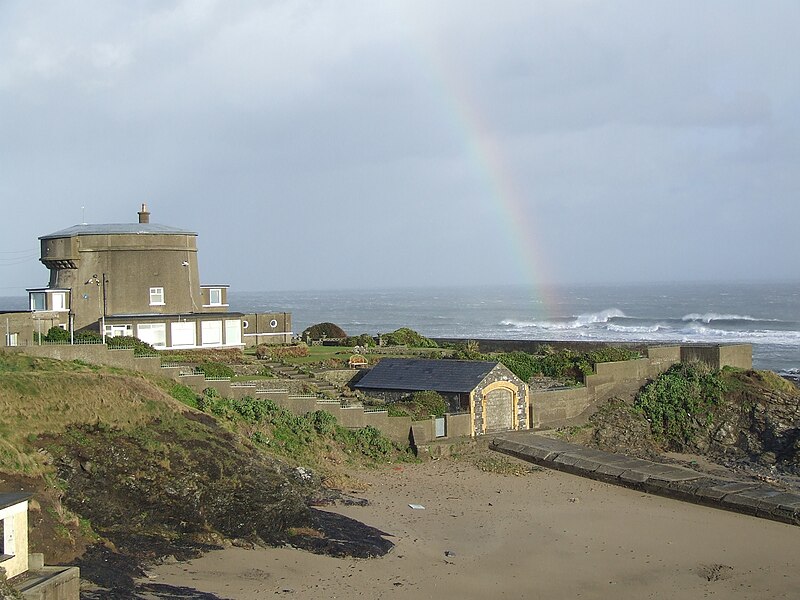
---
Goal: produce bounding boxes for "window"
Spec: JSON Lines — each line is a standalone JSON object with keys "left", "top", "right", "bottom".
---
{"left": 30, "top": 293, "right": 45, "bottom": 311}
{"left": 105, "top": 324, "right": 132, "bottom": 338}
{"left": 209, "top": 288, "right": 222, "bottom": 306}
{"left": 50, "top": 292, "right": 66, "bottom": 311}
{"left": 149, "top": 287, "right": 165, "bottom": 306}
{"left": 137, "top": 323, "right": 167, "bottom": 348}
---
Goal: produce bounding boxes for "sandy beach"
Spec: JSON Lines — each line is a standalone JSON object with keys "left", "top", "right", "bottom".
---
{"left": 146, "top": 458, "right": 800, "bottom": 599}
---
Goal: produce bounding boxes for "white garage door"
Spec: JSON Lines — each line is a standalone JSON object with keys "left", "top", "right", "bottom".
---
{"left": 201, "top": 320, "right": 223, "bottom": 346}
{"left": 137, "top": 323, "right": 166, "bottom": 348}
{"left": 225, "top": 319, "right": 242, "bottom": 346}
{"left": 171, "top": 321, "right": 196, "bottom": 347}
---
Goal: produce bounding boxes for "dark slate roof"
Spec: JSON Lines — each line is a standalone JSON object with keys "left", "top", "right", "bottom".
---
{"left": 354, "top": 358, "right": 498, "bottom": 393}
{"left": 40, "top": 223, "right": 196, "bottom": 240}
{"left": 0, "top": 492, "right": 32, "bottom": 510}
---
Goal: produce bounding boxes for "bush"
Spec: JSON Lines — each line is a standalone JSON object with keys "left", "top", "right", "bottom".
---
{"left": 343, "top": 333, "right": 376, "bottom": 348}
{"left": 106, "top": 336, "right": 158, "bottom": 356}
{"left": 301, "top": 322, "right": 347, "bottom": 340}
{"left": 495, "top": 347, "right": 642, "bottom": 383}
{"left": 74, "top": 330, "right": 102, "bottom": 343}
{"left": 410, "top": 390, "right": 447, "bottom": 417}
{"left": 43, "top": 326, "right": 70, "bottom": 343}
{"left": 256, "top": 344, "right": 309, "bottom": 360}
{"left": 634, "top": 362, "right": 725, "bottom": 449}
{"left": 381, "top": 328, "right": 437, "bottom": 348}
{"left": 197, "top": 362, "right": 235, "bottom": 378}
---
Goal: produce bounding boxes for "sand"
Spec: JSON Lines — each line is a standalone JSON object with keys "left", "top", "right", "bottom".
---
{"left": 145, "top": 459, "right": 800, "bottom": 599}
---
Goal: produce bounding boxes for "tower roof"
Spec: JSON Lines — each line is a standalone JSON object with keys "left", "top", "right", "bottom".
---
{"left": 40, "top": 222, "right": 196, "bottom": 240}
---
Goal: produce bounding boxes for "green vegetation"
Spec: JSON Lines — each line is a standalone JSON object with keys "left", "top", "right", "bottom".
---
{"left": 196, "top": 361, "right": 235, "bottom": 379}
{"left": 633, "top": 362, "right": 726, "bottom": 449}
{"left": 105, "top": 335, "right": 158, "bottom": 356}
{"left": 451, "top": 345, "right": 642, "bottom": 384}
{"left": 381, "top": 328, "right": 437, "bottom": 348}
{"left": 301, "top": 322, "right": 347, "bottom": 340}
{"left": 194, "top": 388, "right": 409, "bottom": 464}
{"left": 380, "top": 390, "right": 448, "bottom": 421}
{"left": 342, "top": 333, "right": 376, "bottom": 347}
{"left": 256, "top": 343, "right": 310, "bottom": 360}
{"left": 36, "top": 326, "right": 70, "bottom": 343}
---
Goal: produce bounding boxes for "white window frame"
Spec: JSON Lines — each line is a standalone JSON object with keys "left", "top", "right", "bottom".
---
{"left": 105, "top": 324, "right": 133, "bottom": 338}
{"left": 149, "top": 287, "right": 165, "bottom": 306}
{"left": 30, "top": 293, "right": 46, "bottom": 311}
{"left": 50, "top": 292, "right": 67, "bottom": 311}
{"left": 209, "top": 288, "right": 222, "bottom": 306}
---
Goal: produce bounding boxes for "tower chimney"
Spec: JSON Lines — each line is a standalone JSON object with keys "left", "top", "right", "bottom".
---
{"left": 138, "top": 203, "right": 150, "bottom": 224}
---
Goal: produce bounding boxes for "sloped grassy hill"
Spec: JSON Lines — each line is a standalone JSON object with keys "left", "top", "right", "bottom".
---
{"left": 0, "top": 352, "right": 404, "bottom": 596}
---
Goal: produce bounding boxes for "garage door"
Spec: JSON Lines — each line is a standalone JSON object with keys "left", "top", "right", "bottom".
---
{"left": 171, "top": 321, "right": 196, "bottom": 347}
{"left": 484, "top": 388, "right": 514, "bottom": 432}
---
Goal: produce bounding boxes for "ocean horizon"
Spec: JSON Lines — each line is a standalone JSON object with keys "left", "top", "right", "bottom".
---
{"left": 3, "top": 281, "right": 798, "bottom": 375}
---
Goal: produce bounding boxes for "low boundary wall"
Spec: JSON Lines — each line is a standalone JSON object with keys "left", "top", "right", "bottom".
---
{"left": 532, "top": 345, "right": 751, "bottom": 429}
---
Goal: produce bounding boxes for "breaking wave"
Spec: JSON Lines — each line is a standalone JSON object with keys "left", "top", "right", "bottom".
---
{"left": 498, "top": 307, "right": 800, "bottom": 348}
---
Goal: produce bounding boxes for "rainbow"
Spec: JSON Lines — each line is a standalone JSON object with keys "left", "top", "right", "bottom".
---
{"left": 412, "top": 38, "right": 558, "bottom": 315}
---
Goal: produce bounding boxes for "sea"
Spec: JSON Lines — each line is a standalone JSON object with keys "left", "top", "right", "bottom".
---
{"left": 229, "top": 281, "right": 799, "bottom": 377}
{"left": 2, "top": 281, "right": 798, "bottom": 376}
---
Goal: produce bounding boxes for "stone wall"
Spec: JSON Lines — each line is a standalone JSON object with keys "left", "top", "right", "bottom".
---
{"left": 471, "top": 364, "right": 529, "bottom": 435}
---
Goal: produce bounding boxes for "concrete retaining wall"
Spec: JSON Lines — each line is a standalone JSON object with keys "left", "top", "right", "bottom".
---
{"left": 533, "top": 345, "right": 681, "bottom": 429}
{"left": 16, "top": 345, "right": 162, "bottom": 374}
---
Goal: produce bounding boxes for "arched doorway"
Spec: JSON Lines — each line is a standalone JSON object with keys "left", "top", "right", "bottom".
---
{"left": 482, "top": 385, "right": 516, "bottom": 433}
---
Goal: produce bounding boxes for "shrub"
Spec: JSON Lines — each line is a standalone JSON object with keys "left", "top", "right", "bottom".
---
{"left": 634, "top": 362, "right": 725, "bottom": 449}
{"left": 381, "top": 328, "right": 437, "bottom": 348}
{"left": 256, "top": 344, "right": 309, "bottom": 360}
{"left": 74, "top": 330, "right": 102, "bottom": 343}
{"left": 197, "top": 362, "right": 234, "bottom": 379}
{"left": 343, "top": 333, "right": 376, "bottom": 347}
{"left": 106, "top": 336, "right": 158, "bottom": 356}
{"left": 301, "top": 322, "right": 347, "bottom": 340}
{"left": 44, "top": 326, "right": 70, "bottom": 343}
{"left": 410, "top": 390, "right": 447, "bottom": 417}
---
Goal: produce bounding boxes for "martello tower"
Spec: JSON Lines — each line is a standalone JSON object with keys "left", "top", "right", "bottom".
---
{"left": 37, "top": 204, "right": 203, "bottom": 331}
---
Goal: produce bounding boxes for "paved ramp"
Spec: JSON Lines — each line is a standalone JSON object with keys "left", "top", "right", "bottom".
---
{"left": 492, "top": 431, "right": 800, "bottom": 527}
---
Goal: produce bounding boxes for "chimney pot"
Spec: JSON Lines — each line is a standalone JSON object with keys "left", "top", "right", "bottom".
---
{"left": 138, "top": 203, "right": 150, "bottom": 224}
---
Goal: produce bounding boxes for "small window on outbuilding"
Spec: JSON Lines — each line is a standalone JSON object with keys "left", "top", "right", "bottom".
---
{"left": 209, "top": 288, "right": 222, "bottom": 306}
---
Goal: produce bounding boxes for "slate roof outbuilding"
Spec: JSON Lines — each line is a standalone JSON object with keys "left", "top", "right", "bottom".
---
{"left": 353, "top": 358, "right": 498, "bottom": 393}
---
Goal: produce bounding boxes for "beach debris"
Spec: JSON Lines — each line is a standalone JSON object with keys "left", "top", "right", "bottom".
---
{"left": 698, "top": 564, "right": 733, "bottom": 582}
{"left": 408, "top": 503, "right": 425, "bottom": 510}
{"left": 568, "top": 497, "right": 579, "bottom": 503}
{"left": 444, "top": 550, "right": 456, "bottom": 557}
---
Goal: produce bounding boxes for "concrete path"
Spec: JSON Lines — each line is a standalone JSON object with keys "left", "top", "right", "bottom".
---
{"left": 491, "top": 431, "right": 800, "bottom": 527}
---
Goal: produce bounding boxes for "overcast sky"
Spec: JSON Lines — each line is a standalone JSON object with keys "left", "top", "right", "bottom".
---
{"left": 1, "top": 1, "right": 798, "bottom": 294}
